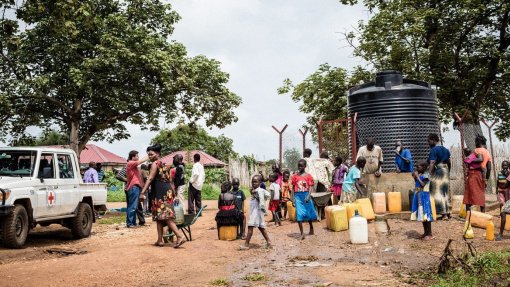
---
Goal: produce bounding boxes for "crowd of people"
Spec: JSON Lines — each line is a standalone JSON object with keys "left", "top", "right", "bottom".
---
{"left": 86, "top": 131, "right": 510, "bottom": 249}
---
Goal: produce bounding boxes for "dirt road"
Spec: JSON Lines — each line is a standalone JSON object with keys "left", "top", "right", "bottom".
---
{"left": 0, "top": 201, "right": 508, "bottom": 287}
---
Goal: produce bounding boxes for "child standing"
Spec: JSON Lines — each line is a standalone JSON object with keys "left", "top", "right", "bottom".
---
{"left": 240, "top": 175, "right": 271, "bottom": 250}
{"left": 340, "top": 157, "right": 366, "bottom": 203}
{"left": 280, "top": 170, "right": 291, "bottom": 220}
{"left": 232, "top": 177, "right": 247, "bottom": 239}
{"left": 410, "top": 160, "right": 434, "bottom": 240}
{"left": 331, "top": 156, "right": 348, "bottom": 202}
{"left": 291, "top": 159, "right": 317, "bottom": 240}
{"left": 496, "top": 161, "right": 510, "bottom": 241}
{"left": 268, "top": 173, "right": 282, "bottom": 226}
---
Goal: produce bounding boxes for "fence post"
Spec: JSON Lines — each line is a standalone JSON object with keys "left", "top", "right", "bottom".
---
{"left": 298, "top": 127, "right": 308, "bottom": 153}
{"left": 272, "top": 124, "right": 288, "bottom": 167}
{"left": 350, "top": 113, "right": 358, "bottom": 164}
{"left": 316, "top": 118, "right": 323, "bottom": 155}
{"left": 481, "top": 119, "right": 498, "bottom": 194}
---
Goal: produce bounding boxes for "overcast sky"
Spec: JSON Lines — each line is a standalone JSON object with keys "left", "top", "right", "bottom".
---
{"left": 91, "top": 0, "right": 370, "bottom": 160}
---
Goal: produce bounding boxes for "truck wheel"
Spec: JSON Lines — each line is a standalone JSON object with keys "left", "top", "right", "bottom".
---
{"left": 2, "top": 204, "right": 29, "bottom": 249}
{"left": 71, "top": 203, "right": 93, "bottom": 239}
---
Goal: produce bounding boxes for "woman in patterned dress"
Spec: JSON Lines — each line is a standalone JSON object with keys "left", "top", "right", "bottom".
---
{"left": 427, "top": 133, "right": 452, "bottom": 220}
{"left": 140, "top": 144, "right": 186, "bottom": 248}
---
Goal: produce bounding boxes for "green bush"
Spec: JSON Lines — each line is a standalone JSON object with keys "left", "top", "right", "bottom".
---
{"left": 431, "top": 250, "right": 510, "bottom": 287}
{"left": 107, "top": 190, "right": 126, "bottom": 202}
{"left": 103, "top": 170, "right": 124, "bottom": 192}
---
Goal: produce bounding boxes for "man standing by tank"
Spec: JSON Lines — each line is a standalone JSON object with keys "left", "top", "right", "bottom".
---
{"left": 394, "top": 140, "right": 413, "bottom": 173}
{"left": 188, "top": 153, "right": 205, "bottom": 215}
{"left": 357, "top": 138, "right": 383, "bottom": 177}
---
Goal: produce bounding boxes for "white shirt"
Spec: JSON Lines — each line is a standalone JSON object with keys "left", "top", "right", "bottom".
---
{"left": 270, "top": 182, "right": 280, "bottom": 200}
{"left": 190, "top": 162, "right": 205, "bottom": 190}
{"left": 357, "top": 145, "right": 384, "bottom": 174}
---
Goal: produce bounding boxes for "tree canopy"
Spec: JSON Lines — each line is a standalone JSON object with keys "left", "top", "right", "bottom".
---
{"left": 277, "top": 64, "right": 371, "bottom": 139}
{"left": 0, "top": 0, "right": 241, "bottom": 156}
{"left": 283, "top": 147, "right": 300, "bottom": 170}
{"left": 342, "top": 0, "right": 510, "bottom": 139}
{"left": 151, "top": 124, "right": 238, "bottom": 162}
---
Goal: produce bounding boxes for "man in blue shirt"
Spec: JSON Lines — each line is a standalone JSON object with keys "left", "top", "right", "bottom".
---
{"left": 394, "top": 141, "right": 413, "bottom": 173}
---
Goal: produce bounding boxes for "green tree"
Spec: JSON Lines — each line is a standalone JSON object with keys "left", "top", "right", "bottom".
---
{"left": 151, "top": 124, "right": 238, "bottom": 162}
{"left": 278, "top": 65, "right": 371, "bottom": 134}
{"left": 283, "top": 147, "right": 301, "bottom": 170}
{"left": 13, "top": 129, "right": 69, "bottom": 146}
{"left": 0, "top": 0, "right": 241, "bottom": 158}
{"left": 341, "top": 0, "right": 510, "bottom": 142}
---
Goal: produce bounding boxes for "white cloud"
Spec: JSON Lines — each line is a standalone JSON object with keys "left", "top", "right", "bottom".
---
{"left": 95, "top": 0, "right": 369, "bottom": 160}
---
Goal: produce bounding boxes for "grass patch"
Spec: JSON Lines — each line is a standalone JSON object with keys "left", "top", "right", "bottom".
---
{"left": 108, "top": 184, "right": 249, "bottom": 202}
{"left": 98, "top": 213, "right": 126, "bottom": 225}
{"left": 107, "top": 190, "right": 126, "bottom": 202}
{"left": 429, "top": 250, "right": 510, "bottom": 287}
{"left": 243, "top": 273, "right": 266, "bottom": 282}
{"left": 209, "top": 278, "right": 230, "bottom": 286}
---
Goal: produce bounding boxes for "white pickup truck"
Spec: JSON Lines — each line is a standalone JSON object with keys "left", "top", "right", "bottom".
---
{"left": 0, "top": 147, "right": 107, "bottom": 248}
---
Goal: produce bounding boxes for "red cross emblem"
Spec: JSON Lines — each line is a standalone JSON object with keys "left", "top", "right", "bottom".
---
{"left": 47, "top": 191, "right": 55, "bottom": 207}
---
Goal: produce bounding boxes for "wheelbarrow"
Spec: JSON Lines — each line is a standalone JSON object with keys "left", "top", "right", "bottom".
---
{"left": 164, "top": 205, "right": 207, "bottom": 242}
{"left": 311, "top": 192, "right": 332, "bottom": 222}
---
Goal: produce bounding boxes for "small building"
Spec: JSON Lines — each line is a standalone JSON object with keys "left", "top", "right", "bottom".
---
{"left": 49, "top": 144, "right": 126, "bottom": 172}
{"left": 160, "top": 150, "right": 226, "bottom": 168}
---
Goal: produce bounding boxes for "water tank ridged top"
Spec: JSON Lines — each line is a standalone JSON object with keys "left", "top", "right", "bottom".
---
{"left": 348, "top": 70, "right": 439, "bottom": 172}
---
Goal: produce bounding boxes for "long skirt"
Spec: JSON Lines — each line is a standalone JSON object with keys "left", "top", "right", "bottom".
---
{"left": 463, "top": 170, "right": 485, "bottom": 207}
{"left": 430, "top": 163, "right": 450, "bottom": 215}
{"left": 151, "top": 180, "right": 175, "bottom": 221}
{"left": 294, "top": 192, "right": 317, "bottom": 222}
{"left": 411, "top": 189, "right": 434, "bottom": 222}
{"left": 215, "top": 206, "right": 244, "bottom": 226}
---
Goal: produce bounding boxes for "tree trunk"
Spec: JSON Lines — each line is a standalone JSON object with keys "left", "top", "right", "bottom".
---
{"left": 69, "top": 121, "right": 80, "bottom": 161}
{"left": 463, "top": 123, "right": 483, "bottom": 150}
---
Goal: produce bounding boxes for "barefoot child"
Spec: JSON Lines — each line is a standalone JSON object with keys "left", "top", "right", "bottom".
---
{"left": 240, "top": 175, "right": 271, "bottom": 250}
{"left": 291, "top": 159, "right": 317, "bottom": 240}
{"left": 410, "top": 160, "right": 434, "bottom": 240}
{"left": 232, "top": 178, "right": 247, "bottom": 239}
{"left": 268, "top": 173, "right": 282, "bottom": 226}
{"left": 280, "top": 170, "right": 291, "bottom": 220}
{"left": 340, "top": 157, "right": 366, "bottom": 203}
{"left": 496, "top": 161, "right": 510, "bottom": 241}
{"left": 331, "top": 156, "right": 348, "bottom": 202}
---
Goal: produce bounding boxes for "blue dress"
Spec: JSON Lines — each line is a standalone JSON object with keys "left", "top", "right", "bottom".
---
{"left": 411, "top": 173, "right": 434, "bottom": 222}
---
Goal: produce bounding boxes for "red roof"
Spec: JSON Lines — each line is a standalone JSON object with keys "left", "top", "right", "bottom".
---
{"left": 49, "top": 144, "right": 126, "bottom": 165}
{"left": 160, "top": 150, "right": 226, "bottom": 167}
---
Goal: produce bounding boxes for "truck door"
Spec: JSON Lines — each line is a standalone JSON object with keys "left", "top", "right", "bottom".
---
{"left": 34, "top": 153, "right": 60, "bottom": 218}
{"left": 56, "top": 153, "right": 79, "bottom": 214}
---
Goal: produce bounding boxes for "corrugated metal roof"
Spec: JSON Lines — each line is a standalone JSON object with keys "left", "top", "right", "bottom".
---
{"left": 48, "top": 144, "right": 126, "bottom": 165}
{"left": 160, "top": 150, "right": 226, "bottom": 167}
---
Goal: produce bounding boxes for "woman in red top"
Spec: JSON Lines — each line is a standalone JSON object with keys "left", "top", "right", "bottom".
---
{"left": 291, "top": 159, "right": 318, "bottom": 240}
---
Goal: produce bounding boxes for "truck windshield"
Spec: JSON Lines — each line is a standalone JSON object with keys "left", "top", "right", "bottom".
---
{"left": 0, "top": 150, "right": 37, "bottom": 177}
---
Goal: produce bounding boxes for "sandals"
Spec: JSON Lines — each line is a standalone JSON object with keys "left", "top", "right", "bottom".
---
{"left": 174, "top": 238, "right": 186, "bottom": 248}
{"left": 154, "top": 241, "right": 165, "bottom": 247}
{"left": 239, "top": 245, "right": 250, "bottom": 250}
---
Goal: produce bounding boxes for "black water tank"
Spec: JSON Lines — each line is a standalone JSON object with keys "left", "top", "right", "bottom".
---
{"left": 348, "top": 70, "right": 439, "bottom": 172}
